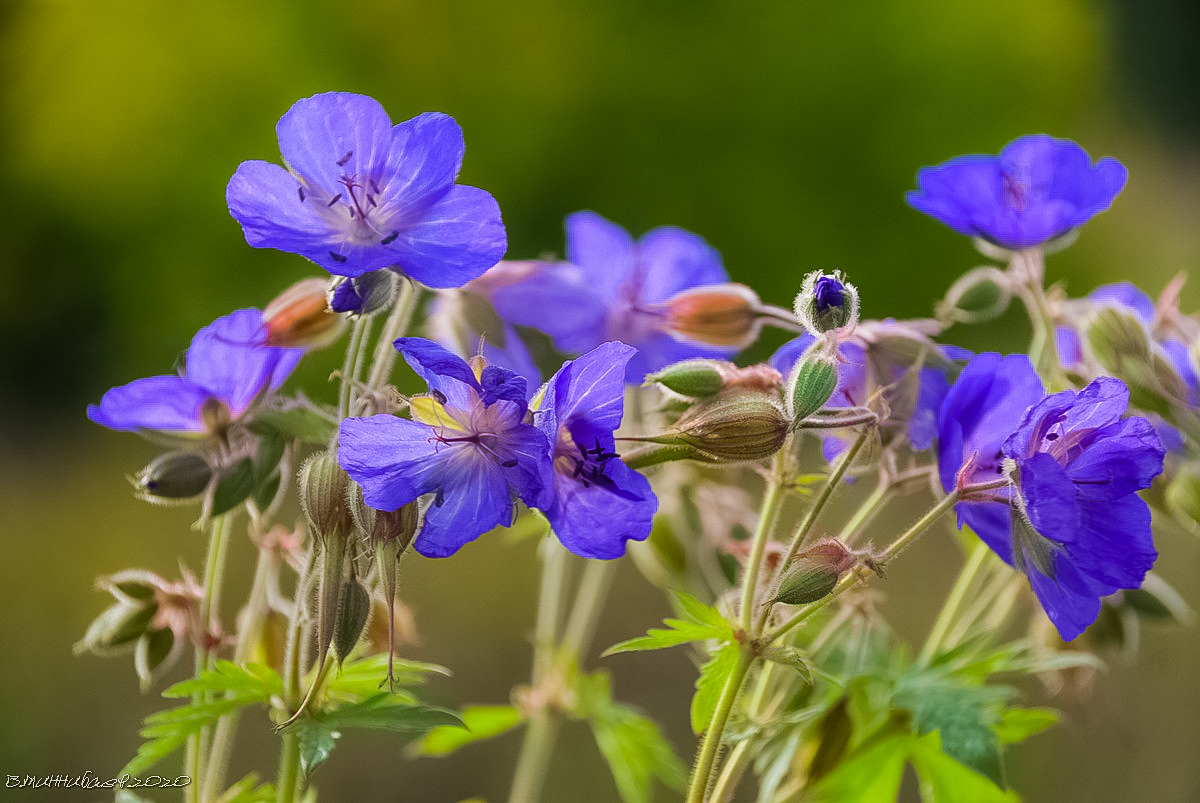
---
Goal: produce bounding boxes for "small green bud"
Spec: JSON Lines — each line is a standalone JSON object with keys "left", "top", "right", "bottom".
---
{"left": 135, "top": 451, "right": 212, "bottom": 500}
{"left": 769, "top": 539, "right": 856, "bottom": 606}
{"left": 349, "top": 485, "right": 421, "bottom": 551}
{"left": 299, "top": 451, "right": 353, "bottom": 540}
{"left": 333, "top": 575, "right": 372, "bottom": 664}
{"left": 937, "top": 266, "right": 1013, "bottom": 324}
{"left": 787, "top": 351, "right": 839, "bottom": 426}
{"left": 670, "top": 391, "right": 789, "bottom": 462}
{"left": 1087, "top": 308, "right": 1188, "bottom": 415}
{"left": 794, "top": 270, "right": 859, "bottom": 335}
{"left": 645, "top": 359, "right": 728, "bottom": 398}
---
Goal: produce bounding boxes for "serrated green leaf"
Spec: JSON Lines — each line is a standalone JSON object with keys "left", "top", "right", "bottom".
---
{"left": 810, "top": 731, "right": 911, "bottom": 803}
{"left": 409, "top": 705, "right": 524, "bottom": 757}
{"left": 893, "top": 674, "right": 1008, "bottom": 789}
{"left": 296, "top": 721, "right": 339, "bottom": 777}
{"left": 324, "top": 652, "right": 450, "bottom": 705}
{"left": 316, "top": 693, "right": 462, "bottom": 734}
{"left": 603, "top": 591, "right": 732, "bottom": 656}
{"left": 691, "top": 641, "right": 740, "bottom": 735}
{"left": 123, "top": 662, "right": 282, "bottom": 777}
{"left": 591, "top": 704, "right": 687, "bottom": 803}
{"left": 910, "top": 731, "right": 1020, "bottom": 802}
{"left": 994, "top": 707, "right": 1059, "bottom": 744}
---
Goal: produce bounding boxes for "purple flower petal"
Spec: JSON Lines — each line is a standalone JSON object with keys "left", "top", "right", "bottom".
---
{"left": 565, "top": 211, "right": 635, "bottom": 300}
{"left": 276, "top": 92, "right": 395, "bottom": 193}
{"left": 384, "top": 184, "right": 506, "bottom": 288}
{"left": 186, "top": 309, "right": 301, "bottom": 416}
{"left": 87, "top": 376, "right": 211, "bottom": 433}
{"left": 635, "top": 226, "right": 728, "bottom": 303}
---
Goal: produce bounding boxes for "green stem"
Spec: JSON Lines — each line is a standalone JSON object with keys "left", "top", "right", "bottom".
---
{"left": 740, "top": 453, "right": 788, "bottom": 635}
{"left": 507, "top": 540, "right": 570, "bottom": 803}
{"left": 918, "top": 539, "right": 990, "bottom": 665}
{"left": 336, "top": 315, "right": 368, "bottom": 425}
{"left": 275, "top": 731, "right": 300, "bottom": 803}
{"left": 684, "top": 648, "right": 755, "bottom": 803}
{"left": 835, "top": 477, "right": 890, "bottom": 547}
{"left": 765, "top": 489, "right": 962, "bottom": 646}
{"left": 562, "top": 559, "right": 618, "bottom": 656}
{"left": 781, "top": 428, "right": 869, "bottom": 566}
{"left": 707, "top": 659, "right": 782, "bottom": 803}
{"left": 365, "top": 279, "right": 419, "bottom": 393}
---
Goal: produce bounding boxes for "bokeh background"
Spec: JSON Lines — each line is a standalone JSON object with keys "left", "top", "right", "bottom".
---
{"left": 2, "top": 0, "right": 1200, "bottom": 800}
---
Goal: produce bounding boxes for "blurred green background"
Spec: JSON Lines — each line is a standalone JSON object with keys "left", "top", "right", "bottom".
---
{"left": 3, "top": 0, "right": 1200, "bottom": 800}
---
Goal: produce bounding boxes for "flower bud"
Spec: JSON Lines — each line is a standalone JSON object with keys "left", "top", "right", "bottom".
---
{"left": 768, "top": 539, "right": 856, "bottom": 606}
{"left": 1087, "top": 308, "right": 1187, "bottom": 415}
{"left": 350, "top": 485, "right": 421, "bottom": 551}
{"left": 660, "top": 283, "right": 764, "bottom": 348}
{"left": 787, "top": 350, "right": 839, "bottom": 426}
{"left": 645, "top": 359, "right": 727, "bottom": 398}
{"left": 795, "top": 270, "right": 859, "bottom": 335}
{"left": 299, "top": 451, "right": 353, "bottom": 540}
{"left": 329, "top": 270, "right": 399, "bottom": 316}
{"left": 936, "top": 266, "right": 1013, "bottom": 324}
{"left": 669, "top": 391, "right": 789, "bottom": 462}
{"left": 333, "top": 574, "right": 371, "bottom": 664}
{"left": 134, "top": 451, "right": 212, "bottom": 500}
{"left": 263, "top": 277, "right": 345, "bottom": 348}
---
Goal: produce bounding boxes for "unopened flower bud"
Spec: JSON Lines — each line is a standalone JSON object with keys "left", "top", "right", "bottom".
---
{"left": 660, "top": 283, "right": 764, "bottom": 348}
{"left": 787, "top": 349, "right": 839, "bottom": 426}
{"left": 670, "top": 391, "right": 789, "bottom": 462}
{"left": 1087, "top": 307, "right": 1187, "bottom": 414}
{"left": 795, "top": 270, "right": 859, "bottom": 335}
{"left": 263, "top": 277, "right": 345, "bottom": 348}
{"left": 350, "top": 485, "right": 421, "bottom": 551}
{"left": 134, "top": 451, "right": 212, "bottom": 500}
{"left": 769, "top": 539, "right": 856, "bottom": 606}
{"left": 937, "top": 266, "right": 1013, "bottom": 324}
{"left": 646, "top": 359, "right": 727, "bottom": 398}
{"left": 329, "top": 270, "right": 399, "bottom": 316}
{"left": 333, "top": 574, "right": 371, "bottom": 664}
{"left": 299, "top": 451, "right": 353, "bottom": 540}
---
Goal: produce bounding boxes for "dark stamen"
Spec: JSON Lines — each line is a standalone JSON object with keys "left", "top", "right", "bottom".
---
{"left": 337, "top": 151, "right": 353, "bottom": 167}
{"left": 433, "top": 487, "right": 445, "bottom": 507}
{"left": 501, "top": 459, "right": 518, "bottom": 468}
{"left": 431, "top": 390, "right": 447, "bottom": 404}
{"left": 327, "top": 193, "right": 343, "bottom": 207}
{"left": 370, "top": 179, "right": 381, "bottom": 194}
{"left": 329, "top": 251, "right": 348, "bottom": 263}
{"left": 381, "top": 231, "right": 399, "bottom": 245}
{"left": 298, "top": 187, "right": 306, "bottom": 202}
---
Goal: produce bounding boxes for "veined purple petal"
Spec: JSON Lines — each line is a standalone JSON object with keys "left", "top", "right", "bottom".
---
{"left": 226, "top": 160, "right": 340, "bottom": 261}
{"left": 87, "top": 376, "right": 211, "bottom": 433}
{"left": 413, "top": 450, "right": 516, "bottom": 558}
{"left": 1064, "top": 415, "right": 1164, "bottom": 499}
{"left": 544, "top": 458, "right": 656, "bottom": 559}
{"left": 1090, "top": 282, "right": 1154, "bottom": 323}
{"left": 541, "top": 341, "right": 636, "bottom": 432}
{"left": 384, "top": 184, "right": 506, "bottom": 288}
{"left": 383, "top": 112, "right": 464, "bottom": 214}
{"left": 186, "top": 309, "right": 301, "bottom": 416}
{"left": 276, "top": 93, "right": 394, "bottom": 193}
{"left": 1026, "top": 555, "right": 1103, "bottom": 643}
{"left": 338, "top": 415, "right": 450, "bottom": 510}
{"left": 1018, "top": 452, "right": 1080, "bottom": 542}
{"left": 395, "top": 336, "right": 482, "bottom": 399}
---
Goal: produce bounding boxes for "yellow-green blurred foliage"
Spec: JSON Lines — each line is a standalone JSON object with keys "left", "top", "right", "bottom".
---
{"left": 2, "top": 1, "right": 1199, "bottom": 801}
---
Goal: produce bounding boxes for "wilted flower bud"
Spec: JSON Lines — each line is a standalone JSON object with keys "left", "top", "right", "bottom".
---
{"left": 768, "top": 539, "right": 856, "bottom": 606}
{"left": 263, "top": 277, "right": 345, "bottom": 348}
{"left": 660, "top": 283, "right": 764, "bottom": 348}
{"left": 795, "top": 270, "right": 859, "bottom": 335}
{"left": 787, "top": 349, "right": 839, "bottom": 426}
{"left": 134, "top": 451, "right": 212, "bottom": 500}
{"left": 937, "top": 266, "right": 1013, "bottom": 324}
{"left": 1087, "top": 307, "right": 1189, "bottom": 414}
{"left": 299, "top": 451, "right": 353, "bottom": 540}
{"left": 666, "top": 391, "right": 789, "bottom": 462}
{"left": 329, "top": 270, "right": 399, "bottom": 316}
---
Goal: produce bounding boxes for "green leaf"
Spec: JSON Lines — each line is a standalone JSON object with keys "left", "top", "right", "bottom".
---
{"left": 909, "top": 731, "right": 1020, "bottom": 802}
{"left": 574, "top": 670, "right": 686, "bottom": 803}
{"left": 211, "top": 457, "right": 257, "bottom": 517}
{"left": 315, "top": 693, "right": 462, "bottom": 734}
{"left": 216, "top": 773, "right": 276, "bottom": 803}
{"left": 123, "top": 662, "right": 282, "bottom": 777}
{"left": 250, "top": 404, "right": 338, "bottom": 445}
{"left": 691, "top": 641, "right": 740, "bottom": 735}
{"left": 410, "top": 705, "right": 524, "bottom": 757}
{"left": 811, "top": 731, "right": 911, "bottom": 803}
{"left": 994, "top": 707, "right": 1059, "bottom": 745}
{"left": 603, "top": 591, "right": 732, "bottom": 656}
{"left": 296, "top": 721, "right": 339, "bottom": 777}
{"left": 324, "top": 652, "right": 451, "bottom": 706}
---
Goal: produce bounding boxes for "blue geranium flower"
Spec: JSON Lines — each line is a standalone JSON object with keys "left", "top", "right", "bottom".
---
{"left": 338, "top": 338, "right": 552, "bottom": 558}
{"left": 907, "top": 134, "right": 1127, "bottom": 250}
{"left": 227, "top": 92, "right": 506, "bottom": 286}
{"left": 481, "top": 212, "right": 736, "bottom": 382}
{"left": 87, "top": 309, "right": 301, "bottom": 435}
{"left": 534, "top": 341, "right": 657, "bottom": 558}
{"left": 937, "top": 353, "right": 1164, "bottom": 641}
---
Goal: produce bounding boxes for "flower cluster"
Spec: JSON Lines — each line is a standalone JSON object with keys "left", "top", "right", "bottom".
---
{"left": 338, "top": 338, "right": 657, "bottom": 559}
